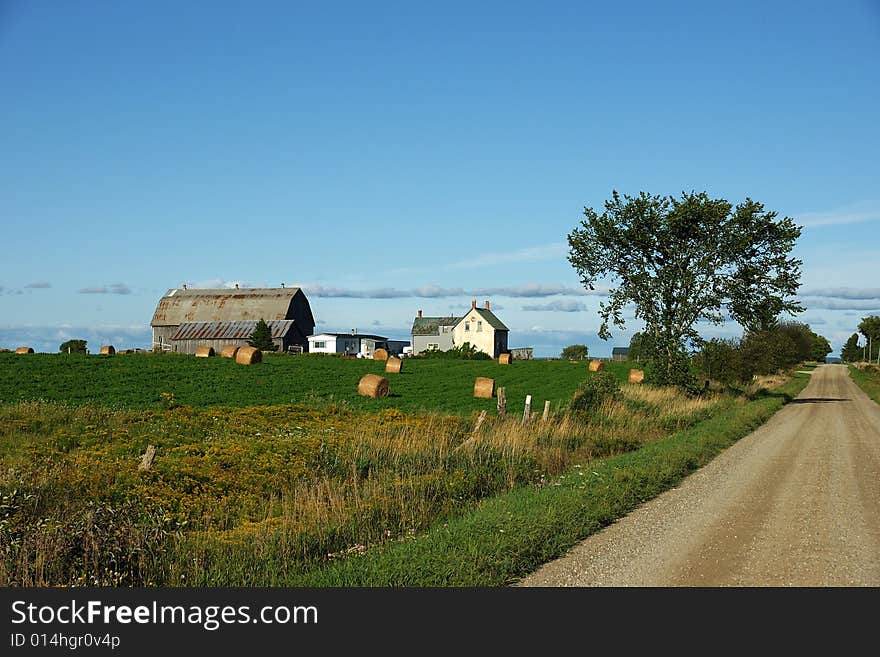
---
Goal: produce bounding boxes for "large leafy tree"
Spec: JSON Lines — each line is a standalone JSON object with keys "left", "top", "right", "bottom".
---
{"left": 840, "top": 333, "right": 861, "bottom": 363}
{"left": 810, "top": 334, "right": 832, "bottom": 363}
{"left": 568, "top": 191, "right": 803, "bottom": 385}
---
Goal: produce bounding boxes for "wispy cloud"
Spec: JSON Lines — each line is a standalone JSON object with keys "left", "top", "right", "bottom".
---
{"left": 447, "top": 242, "right": 568, "bottom": 270}
{"left": 300, "top": 282, "right": 603, "bottom": 299}
{"left": 24, "top": 282, "right": 51, "bottom": 289}
{"left": 186, "top": 279, "right": 264, "bottom": 290}
{"left": 522, "top": 300, "right": 588, "bottom": 312}
{"left": 796, "top": 201, "right": 880, "bottom": 227}
{"left": 801, "top": 287, "right": 880, "bottom": 300}
{"left": 78, "top": 283, "right": 132, "bottom": 295}
{"left": 801, "top": 299, "right": 880, "bottom": 311}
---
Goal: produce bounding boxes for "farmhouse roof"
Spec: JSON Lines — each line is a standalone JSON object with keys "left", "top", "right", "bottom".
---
{"left": 462, "top": 307, "right": 509, "bottom": 331}
{"left": 170, "top": 320, "right": 299, "bottom": 341}
{"left": 411, "top": 316, "right": 461, "bottom": 336}
{"left": 151, "top": 287, "right": 311, "bottom": 327}
{"left": 612, "top": 347, "right": 630, "bottom": 356}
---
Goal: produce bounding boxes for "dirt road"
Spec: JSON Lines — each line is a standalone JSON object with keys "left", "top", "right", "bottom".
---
{"left": 519, "top": 364, "right": 880, "bottom": 586}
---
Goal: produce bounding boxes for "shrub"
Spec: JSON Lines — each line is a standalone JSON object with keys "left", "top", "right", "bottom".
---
{"left": 571, "top": 371, "right": 620, "bottom": 414}
{"left": 417, "top": 342, "right": 492, "bottom": 360}
{"left": 560, "top": 345, "right": 589, "bottom": 360}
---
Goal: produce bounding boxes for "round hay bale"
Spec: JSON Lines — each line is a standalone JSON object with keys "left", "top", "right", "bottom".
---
{"left": 473, "top": 377, "right": 495, "bottom": 399}
{"left": 373, "top": 348, "right": 389, "bottom": 361}
{"left": 99, "top": 345, "right": 115, "bottom": 355}
{"left": 385, "top": 357, "right": 402, "bottom": 374}
{"left": 358, "top": 373, "right": 389, "bottom": 398}
{"left": 195, "top": 346, "right": 215, "bottom": 358}
{"left": 498, "top": 353, "right": 511, "bottom": 365}
{"left": 236, "top": 346, "right": 262, "bottom": 365}
{"left": 628, "top": 369, "right": 645, "bottom": 384}
{"left": 588, "top": 359, "right": 604, "bottom": 372}
{"left": 220, "top": 345, "right": 240, "bottom": 359}
{"left": 15, "top": 346, "right": 34, "bottom": 354}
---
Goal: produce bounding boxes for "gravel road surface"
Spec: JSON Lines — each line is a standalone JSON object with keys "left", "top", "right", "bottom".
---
{"left": 518, "top": 364, "right": 880, "bottom": 586}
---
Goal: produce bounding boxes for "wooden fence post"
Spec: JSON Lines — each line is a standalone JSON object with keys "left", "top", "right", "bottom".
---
{"left": 497, "top": 387, "right": 507, "bottom": 416}
{"left": 472, "top": 410, "right": 487, "bottom": 434}
{"left": 522, "top": 394, "right": 532, "bottom": 425}
{"left": 542, "top": 400, "right": 551, "bottom": 421}
{"left": 138, "top": 445, "right": 156, "bottom": 471}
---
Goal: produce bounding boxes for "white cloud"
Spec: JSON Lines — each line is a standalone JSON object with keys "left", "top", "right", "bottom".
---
{"left": 298, "top": 282, "right": 604, "bottom": 299}
{"left": 796, "top": 201, "right": 880, "bottom": 227}
{"left": 522, "top": 300, "right": 588, "bottom": 312}
{"left": 78, "top": 283, "right": 132, "bottom": 295}
{"left": 447, "top": 242, "right": 568, "bottom": 270}
{"left": 801, "top": 299, "right": 880, "bottom": 311}
{"left": 801, "top": 287, "right": 880, "bottom": 300}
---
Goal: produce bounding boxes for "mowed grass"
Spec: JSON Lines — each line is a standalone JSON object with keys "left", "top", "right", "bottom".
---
{"left": 0, "top": 352, "right": 631, "bottom": 416}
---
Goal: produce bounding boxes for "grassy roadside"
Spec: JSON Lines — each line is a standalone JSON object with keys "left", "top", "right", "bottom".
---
{"left": 183, "top": 372, "right": 808, "bottom": 586}
{"left": 849, "top": 364, "right": 880, "bottom": 405}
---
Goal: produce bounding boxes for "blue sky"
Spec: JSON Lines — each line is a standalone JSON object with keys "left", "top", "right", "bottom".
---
{"left": 1, "top": 0, "right": 879, "bottom": 356}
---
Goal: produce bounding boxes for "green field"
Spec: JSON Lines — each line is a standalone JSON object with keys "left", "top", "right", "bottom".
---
{"left": 0, "top": 352, "right": 633, "bottom": 416}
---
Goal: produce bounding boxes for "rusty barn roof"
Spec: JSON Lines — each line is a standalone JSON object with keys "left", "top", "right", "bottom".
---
{"left": 170, "top": 320, "right": 298, "bottom": 341}
{"left": 151, "top": 287, "right": 308, "bottom": 327}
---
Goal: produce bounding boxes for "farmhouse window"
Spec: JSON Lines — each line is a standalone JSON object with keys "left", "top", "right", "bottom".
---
{"left": 477, "top": 321, "right": 483, "bottom": 332}
{"left": 465, "top": 322, "right": 470, "bottom": 332}
{"left": 314, "top": 341, "right": 326, "bottom": 348}
{"left": 428, "top": 343, "right": 439, "bottom": 350}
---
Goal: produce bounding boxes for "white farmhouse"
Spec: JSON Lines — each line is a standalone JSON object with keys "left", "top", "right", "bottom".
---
{"left": 451, "top": 300, "right": 509, "bottom": 358}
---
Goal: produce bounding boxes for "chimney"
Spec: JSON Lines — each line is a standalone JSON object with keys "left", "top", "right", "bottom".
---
{"left": 418, "top": 309, "right": 423, "bottom": 319}
{"left": 485, "top": 300, "right": 490, "bottom": 310}
{"left": 471, "top": 299, "right": 477, "bottom": 309}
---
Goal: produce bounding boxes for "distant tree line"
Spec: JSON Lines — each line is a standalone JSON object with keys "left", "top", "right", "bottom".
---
{"left": 841, "top": 316, "right": 880, "bottom": 362}
{"left": 695, "top": 321, "right": 831, "bottom": 385}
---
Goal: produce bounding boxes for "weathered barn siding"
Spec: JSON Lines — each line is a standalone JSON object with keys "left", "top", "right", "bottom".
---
{"left": 166, "top": 320, "right": 301, "bottom": 355}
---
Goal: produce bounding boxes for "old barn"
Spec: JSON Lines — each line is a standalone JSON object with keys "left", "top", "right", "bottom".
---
{"left": 150, "top": 287, "right": 315, "bottom": 354}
